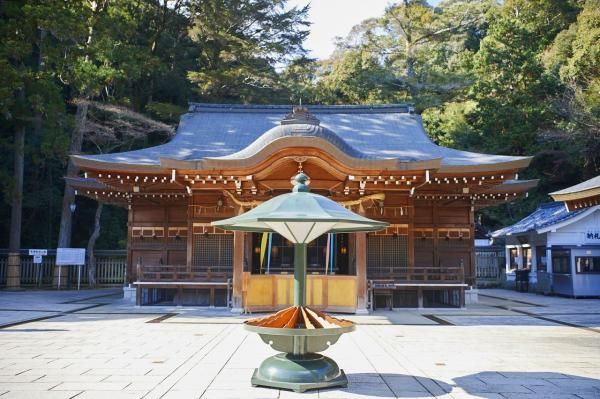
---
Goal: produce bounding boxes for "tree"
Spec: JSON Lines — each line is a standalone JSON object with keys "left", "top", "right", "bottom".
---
{"left": 0, "top": 0, "right": 69, "bottom": 287}
{"left": 379, "top": 0, "right": 487, "bottom": 78}
{"left": 313, "top": 1, "right": 490, "bottom": 108}
{"left": 467, "top": 0, "right": 578, "bottom": 155}
{"left": 545, "top": 0, "right": 600, "bottom": 176}
{"left": 315, "top": 49, "right": 403, "bottom": 104}
{"left": 187, "top": 0, "right": 309, "bottom": 103}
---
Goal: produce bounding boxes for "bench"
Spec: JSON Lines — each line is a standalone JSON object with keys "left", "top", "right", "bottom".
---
{"left": 133, "top": 280, "right": 231, "bottom": 306}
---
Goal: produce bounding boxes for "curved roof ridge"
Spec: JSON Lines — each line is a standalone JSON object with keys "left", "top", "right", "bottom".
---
{"left": 188, "top": 103, "right": 412, "bottom": 114}
{"left": 209, "top": 123, "right": 378, "bottom": 161}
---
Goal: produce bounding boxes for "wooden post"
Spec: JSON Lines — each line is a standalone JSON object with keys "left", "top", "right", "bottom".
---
{"left": 6, "top": 253, "right": 21, "bottom": 289}
{"left": 177, "top": 285, "right": 183, "bottom": 306}
{"left": 136, "top": 285, "right": 141, "bottom": 306}
{"left": 468, "top": 202, "right": 476, "bottom": 285}
{"left": 407, "top": 198, "right": 415, "bottom": 270}
{"left": 355, "top": 232, "right": 368, "bottom": 314}
{"left": 432, "top": 201, "right": 439, "bottom": 268}
{"left": 231, "top": 230, "right": 245, "bottom": 313}
{"left": 126, "top": 203, "right": 133, "bottom": 283}
{"left": 186, "top": 198, "right": 194, "bottom": 274}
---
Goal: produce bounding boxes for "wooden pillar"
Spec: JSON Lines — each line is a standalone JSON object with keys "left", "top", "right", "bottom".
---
{"left": 186, "top": 199, "right": 193, "bottom": 273}
{"left": 407, "top": 198, "right": 415, "bottom": 270}
{"left": 417, "top": 286, "right": 424, "bottom": 308}
{"left": 432, "top": 201, "right": 439, "bottom": 268}
{"left": 6, "top": 253, "right": 21, "bottom": 289}
{"left": 136, "top": 285, "right": 142, "bottom": 306}
{"left": 355, "top": 232, "right": 368, "bottom": 314}
{"left": 231, "top": 230, "right": 245, "bottom": 313}
{"left": 127, "top": 204, "right": 134, "bottom": 283}
{"left": 468, "top": 202, "right": 476, "bottom": 285}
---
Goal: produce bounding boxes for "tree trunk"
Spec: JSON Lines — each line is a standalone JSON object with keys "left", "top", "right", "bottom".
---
{"left": 406, "top": 56, "right": 415, "bottom": 78}
{"left": 55, "top": 99, "right": 88, "bottom": 287}
{"left": 57, "top": 99, "right": 88, "bottom": 248}
{"left": 86, "top": 203, "right": 103, "bottom": 287}
{"left": 7, "top": 110, "right": 25, "bottom": 289}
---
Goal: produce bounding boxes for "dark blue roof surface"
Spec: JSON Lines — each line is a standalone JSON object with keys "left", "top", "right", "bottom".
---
{"left": 74, "top": 103, "right": 529, "bottom": 167}
{"left": 491, "top": 202, "right": 586, "bottom": 237}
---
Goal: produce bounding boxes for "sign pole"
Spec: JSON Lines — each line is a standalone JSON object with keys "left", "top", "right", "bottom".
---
{"left": 77, "top": 265, "right": 81, "bottom": 291}
{"left": 58, "top": 266, "right": 61, "bottom": 290}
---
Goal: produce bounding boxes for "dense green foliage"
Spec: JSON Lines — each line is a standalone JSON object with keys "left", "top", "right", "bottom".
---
{"left": 0, "top": 0, "right": 309, "bottom": 249}
{"left": 1, "top": 0, "right": 598, "bottom": 249}
{"left": 309, "top": 0, "right": 599, "bottom": 229}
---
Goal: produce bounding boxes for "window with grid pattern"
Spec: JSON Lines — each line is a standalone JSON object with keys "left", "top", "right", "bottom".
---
{"left": 367, "top": 236, "right": 408, "bottom": 276}
{"left": 192, "top": 234, "right": 233, "bottom": 272}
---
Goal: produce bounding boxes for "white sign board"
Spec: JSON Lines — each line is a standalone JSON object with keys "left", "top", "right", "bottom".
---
{"left": 56, "top": 248, "right": 86, "bottom": 265}
{"left": 29, "top": 249, "right": 47, "bottom": 256}
{"left": 33, "top": 255, "right": 43, "bottom": 264}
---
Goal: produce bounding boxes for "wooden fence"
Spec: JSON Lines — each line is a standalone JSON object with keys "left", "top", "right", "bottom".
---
{"left": 475, "top": 246, "right": 505, "bottom": 286}
{"left": 0, "top": 250, "right": 126, "bottom": 287}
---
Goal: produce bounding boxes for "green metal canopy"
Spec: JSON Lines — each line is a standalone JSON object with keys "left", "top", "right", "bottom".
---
{"left": 212, "top": 173, "right": 388, "bottom": 243}
{"left": 211, "top": 173, "right": 387, "bottom": 392}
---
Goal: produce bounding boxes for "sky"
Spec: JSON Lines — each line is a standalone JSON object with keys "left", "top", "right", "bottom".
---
{"left": 287, "top": 0, "right": 441, "bottom": 60}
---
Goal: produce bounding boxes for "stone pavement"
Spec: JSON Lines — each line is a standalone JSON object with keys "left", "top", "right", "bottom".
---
{"left": 0, "top": 289, "right": 599, "bottom": 399}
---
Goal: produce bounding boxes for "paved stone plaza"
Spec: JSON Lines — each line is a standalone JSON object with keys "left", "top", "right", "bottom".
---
{"left": 0, "top": 289, "right": 598, "bottom": 399}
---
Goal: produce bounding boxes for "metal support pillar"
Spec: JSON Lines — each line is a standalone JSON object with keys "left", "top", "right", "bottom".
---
{"left": 294, "top": 243, "right": 307, "bottom": 307}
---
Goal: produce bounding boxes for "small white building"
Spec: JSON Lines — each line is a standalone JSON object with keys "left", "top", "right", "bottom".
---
{"left": 491, "top": 202, "right": 600, "bottom": 297}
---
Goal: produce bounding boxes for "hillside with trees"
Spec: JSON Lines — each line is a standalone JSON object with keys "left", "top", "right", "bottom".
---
{"left": 1, "top": 0, "right": 598, "bottom": 250}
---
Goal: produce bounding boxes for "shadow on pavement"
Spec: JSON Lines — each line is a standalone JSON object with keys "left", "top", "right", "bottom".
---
{"left": 454, "top": 371, "right": 600, "bottom": 398}
{"left": 334, "top": 372, "right": 452, "bottom": 397}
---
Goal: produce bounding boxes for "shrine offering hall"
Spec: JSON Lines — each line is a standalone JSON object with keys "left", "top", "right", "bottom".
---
{"left": 70, "top": 104, "right": 536, "bottom": 312}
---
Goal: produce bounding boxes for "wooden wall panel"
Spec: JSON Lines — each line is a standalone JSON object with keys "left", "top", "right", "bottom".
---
{"left": 167, "top": 250, "right": 187, "bottom": 265}
{"left": 438, "top": 207, "right": 470, "bottom": 225}
{"left": 414, "top": 205, "right": 433, "bottom": 225}
{"left": 167, "top": 206, "right": 187, "bottom": 222}
{"left": 437, "top": 240, "right": 471, "bottom": 269}
{"left": 414, "top": 239, "right": 434, "bottom": 268}
{"left": 131, "top": 250, "right": 163, "bottom": 266}
{"left": 133, "top": 207, "right": 164, "bottom": 222}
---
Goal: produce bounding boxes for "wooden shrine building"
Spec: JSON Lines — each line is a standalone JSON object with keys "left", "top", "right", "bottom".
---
{"left": 70, "top": 104, "right": 537, "bottom": 312}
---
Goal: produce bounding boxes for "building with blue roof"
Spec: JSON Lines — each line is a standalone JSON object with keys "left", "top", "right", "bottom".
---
{"left": 491, "top": 202, "right": 600, "bottom": 297}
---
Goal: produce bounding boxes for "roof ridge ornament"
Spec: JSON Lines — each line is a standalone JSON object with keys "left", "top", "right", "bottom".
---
{"left": 281, "top": 105, "right": 320, "bottom": 126}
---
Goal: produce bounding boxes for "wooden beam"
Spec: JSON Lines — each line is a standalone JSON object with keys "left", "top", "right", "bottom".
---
{"left": 355, "top": 232, "right": 368, "bottom": 313}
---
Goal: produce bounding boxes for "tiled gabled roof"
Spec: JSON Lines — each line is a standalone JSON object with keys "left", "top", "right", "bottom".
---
{"left": 72, "top": 103, "right": 530, "bottom": 172}
{"left": 490, "top": 202, "right": 589, "bottom": 237}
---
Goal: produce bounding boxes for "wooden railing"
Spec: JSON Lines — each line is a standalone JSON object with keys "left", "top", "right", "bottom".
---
{"left": 137, "top": 264, "right": 231, "bottom": 282}
{"left": 0, "top": 250, "right": 126, "bottom": 286}
{"left": 369, "top": 266, "right": 464, "bottom": 284}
